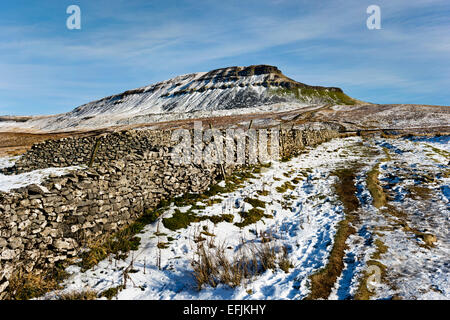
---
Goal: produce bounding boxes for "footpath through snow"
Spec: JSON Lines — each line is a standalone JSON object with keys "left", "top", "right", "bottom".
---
{"left": 2, "top": 135, "right": 445, "bottom": 300}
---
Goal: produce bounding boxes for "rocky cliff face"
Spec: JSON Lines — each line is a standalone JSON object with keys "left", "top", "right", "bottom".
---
{"left": 0, "top": 65, "right": 356, "bottom": 132}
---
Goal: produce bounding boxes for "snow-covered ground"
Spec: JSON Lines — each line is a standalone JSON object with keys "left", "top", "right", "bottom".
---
{"left": 40, "top": 135, "right": 448, "bottom": 300}
{"left": 0, "top": 156, "right": 20, "bottom": 170}
{"left": 41, "top": 137, "right": 356, "bottom": 299}
{"left": 368, "top": 136, "right": 449, "bottom": 299}
{"left": 0, "top": 134, "right": 441, "bottom": 300}
{"left": 0, "top": 156, "right": 82, "bottom": 193}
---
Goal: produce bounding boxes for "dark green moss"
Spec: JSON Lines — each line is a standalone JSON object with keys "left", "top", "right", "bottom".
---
{"left": 244, "top": 197, "right": 266, "bottom": 208}
{"left": 257, "top": 190, "right": 270, "bottom": 196}
{"left": 270, "top": 87, "right": 356, "bottom": 105}
{"left": 276, "top": 181, "right": 295, "bottom": 193}
{"left": 209, "top": 214, "right": 234, "bottom": 224}
{"left": 100, "top": 285, "right": 124, "bottom": 300}
{"left": 162, "top": 209, "right": 207, "bottom": 231}
{"left": 235, "top": 208, "right": 272, "bottom": 228}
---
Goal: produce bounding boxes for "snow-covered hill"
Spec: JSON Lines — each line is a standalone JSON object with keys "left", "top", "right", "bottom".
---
{"left": 0, "top": 65, "right": 355, "bottom": 132}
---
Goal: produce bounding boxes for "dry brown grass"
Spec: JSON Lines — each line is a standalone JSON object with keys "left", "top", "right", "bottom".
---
{"left": 365, "top": 147, "right": 392, "bottom": 209}
{"left": 191, "top": 242, "right": 247, "bottom": 289}
{"left": 0, "top": 132, "right": 70, "bottom": 156}
{"left": 408, "top": 185, "right": 432, "bottom": 200}
{"left": 366, "top": 164, "right": 387, "bottom": 209}
{"left": 278, "top": 245, "right": 294, "bottom": 273}
{"left": 0, "top": 131, "right": 104, "bottom": 156}
{"left": 7, "top": 269, "right": 68, "bottom": 300}
{"left": 191, "top": 234, "right": 291, "bottom": 290}
{"left": 56, "top": 290, "right": 98, "bottom": 300}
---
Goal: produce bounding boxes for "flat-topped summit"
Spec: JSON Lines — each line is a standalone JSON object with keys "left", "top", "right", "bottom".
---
{"left": 195, "top": 64, "right": 343, "bottom": 92}
{"left": 200, "top": 65, "right": 283, "bottom": 78}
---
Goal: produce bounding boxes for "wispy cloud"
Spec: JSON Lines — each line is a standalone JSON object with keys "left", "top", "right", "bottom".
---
{"left": 0, "top": 0, "right": 449, "bottom": 115}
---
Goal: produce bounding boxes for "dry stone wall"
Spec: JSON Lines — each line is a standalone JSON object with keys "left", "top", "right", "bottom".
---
{"left": 1, "top": 130, "right": 174, "bottom": 175}
{"left": 0, "top": 124, "right": 339, "bottom": 299}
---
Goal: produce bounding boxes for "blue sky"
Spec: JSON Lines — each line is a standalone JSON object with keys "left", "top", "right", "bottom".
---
{"left": 0, "top": 0, "right": 449, "bottom": 115}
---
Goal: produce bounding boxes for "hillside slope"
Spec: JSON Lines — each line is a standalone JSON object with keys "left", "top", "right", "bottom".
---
{"left": 0, "top": 65, "right": 356, "bottom": 132}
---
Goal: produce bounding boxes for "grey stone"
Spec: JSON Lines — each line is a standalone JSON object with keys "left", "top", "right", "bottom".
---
{"left": 0, "top": 249, "right": 16, "bottom": 260}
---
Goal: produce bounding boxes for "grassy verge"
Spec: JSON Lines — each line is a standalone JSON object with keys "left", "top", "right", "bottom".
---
{"left": 80, "top": 206, "right": 163, "bottom": 270}
{"left": 366, "top": 163, "right": 387, "bottom": 209}
{"left": 306, "top": 167, "right": 360, "bottom": 300}
{"left": 366, "top": 146, "right": 392, "bottom": 209}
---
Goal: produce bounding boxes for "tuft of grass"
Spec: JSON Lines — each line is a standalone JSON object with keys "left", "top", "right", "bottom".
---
{"left": 203, "top": 198, "right": 222, "bottom": 206}
{"left": 57, "top": 290, "right": 98, "bottom": 300}
{"left": 163, "top": 209, "right": 207, "bottom": 231}
{"left": 157, "top": 242, "right": 169, "bottom": 249}
{"left": 99, "top": 285, "right": 124, "bottom": 300}
{"left": 278, "top": 246, "right": 294, "bottom": 273}
{"left": 79, "top": 206, "right": 164, "bottom": 270}
{"left": 408, "top": 185, "right": 432, "bottom": 200}
{"left": 276, "top": 181, "right": 295, "bottom": 193}
{"left": 235, "top": 208, "right": 272, "bottom": 228}
{"left": 256, "top": 242, "right": 277, "bottom": 271}
{"left": 191, "top": 234, "right": 287, "bottom": 290}
{"left": 244, "top": 197, "right": 266, "bottom": 208}
{"left": 80, "top": 246, "right": 109, "bottom": 271}
{"left": 7, "top": 266, "right": 69, "bottom": 300}
{"left": 209, "top": 214, "right": 234, "bottom": 224}
{"left": 80, "top": 234, "right": 141, "bottom": 271}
